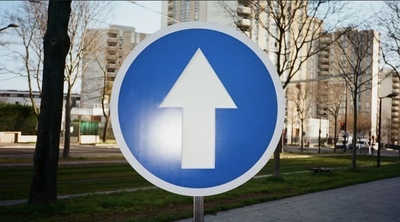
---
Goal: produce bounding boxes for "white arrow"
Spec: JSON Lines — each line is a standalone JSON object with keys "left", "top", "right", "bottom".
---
{"left": 160, "top": 48, "right": 237, "bottom": 169}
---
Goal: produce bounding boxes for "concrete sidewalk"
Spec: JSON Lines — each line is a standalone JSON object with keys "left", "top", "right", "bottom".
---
{"left": 176, "top": 177, "right": 400, "bottom": 222}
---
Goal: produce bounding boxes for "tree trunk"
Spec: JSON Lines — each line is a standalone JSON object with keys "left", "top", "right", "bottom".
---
{"left": 351, "top": 88, "right": 358, "bottom": 170}
{"left": 62, "top": 88, "right": 72, "bottom": 158}
{"left": 273, "top": 136, "right": 282, "bottom": 177}
{"left": 102, "top": 112, "right": 110, "bottom": 143}
{"left": 28, "top": 0, "right": 71, "bottom": 205}
{"left": 300, "top": 121, "right": 304, "bottom": 153}
{"left": 334, "top": 116, "right": 338, "bottom": 153}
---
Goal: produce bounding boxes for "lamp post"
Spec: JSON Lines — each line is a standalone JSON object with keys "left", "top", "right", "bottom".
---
{"left": 0, "top": 23, "right": 18, "bottom": 32}
{"left": 378, "top": 92, "right": 398, "bottom": 167}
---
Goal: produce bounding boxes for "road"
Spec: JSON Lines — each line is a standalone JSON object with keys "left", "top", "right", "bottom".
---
{"left": 0, "top": 143, "right": 122, "bottom": 158}
{"left": 0, "top": 143, "right": 399, "bottom": 159}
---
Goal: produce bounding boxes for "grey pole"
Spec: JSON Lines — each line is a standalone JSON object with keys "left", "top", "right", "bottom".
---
{"left": 378, "top": 92, "right": 398, "bottom": 167}
{"left": 193, "top": 196, "right": 204, "bottom": 222}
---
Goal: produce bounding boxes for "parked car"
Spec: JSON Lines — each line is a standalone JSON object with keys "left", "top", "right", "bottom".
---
{"left": 348, "top": 140, "right": 368, "bottom": 150}
{"left": 336, "top": 142, "right": 348, "bottom": 150}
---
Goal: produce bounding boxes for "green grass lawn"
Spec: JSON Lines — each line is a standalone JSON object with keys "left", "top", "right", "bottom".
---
{"left": 0, "top": 154, "right": 399, "bottom": 222}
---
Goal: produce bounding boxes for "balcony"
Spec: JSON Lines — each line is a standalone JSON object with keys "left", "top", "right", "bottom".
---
{"left": 107, "top": 63, "right": 117, "bottom": 69}
{"left": 107, "top": 72, "right": 116, "bottom": 78}
{"left": 320, "top": 50, "right": 329, "bottom": 57}
{"left": 238, "top": 0, "right": 251, "bottom": 6}
{"left": 319, "top": 58, "right": 329, "bottom": 65}
{"left": 237, "top": 6, "right": 252, "bottom": 16}
{"left": 319, "top": 64, "right": 329, "bottom": 70}
{"left": 107, "top": 46, "right": 117, "bottom": 52}
{"left": 106, "top": 54, "right": 117, "bottom": 61}
{"left": 107, "top": 38, "right": 117, "bottom": 44}
{"left": 107, "top": 29, "right": 118, "bottom": 36}
{"left": 238, "top": 18, "right": 251, "bottom": 28}
{"left": 168, "top": 20, "right": 175, "bottom": 26}
{"left": 319, "top": 70, "right": 329, "bottom": 76}
{"left": 320, "top": 36, "right": 331, "bottom": 44}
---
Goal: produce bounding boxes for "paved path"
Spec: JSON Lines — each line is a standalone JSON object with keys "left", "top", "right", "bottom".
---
{"left": 176, "top": 177, "right": 400, "bottom": 222}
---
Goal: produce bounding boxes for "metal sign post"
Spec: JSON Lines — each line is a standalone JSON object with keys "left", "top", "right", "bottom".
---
{"left": 193, "top": 196, "right": 204, "bottom": 222}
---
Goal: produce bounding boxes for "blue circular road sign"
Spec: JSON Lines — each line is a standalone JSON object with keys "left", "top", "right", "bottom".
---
{"left": 111, "top": 22, "right": 284, "bottom": 196}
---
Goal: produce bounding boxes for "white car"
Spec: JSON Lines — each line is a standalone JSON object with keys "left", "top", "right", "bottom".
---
{"left": 357, "top": 141, "right": 368, "bottom": 149}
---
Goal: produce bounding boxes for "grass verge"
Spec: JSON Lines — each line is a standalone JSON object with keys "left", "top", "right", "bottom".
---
{"left": 0, "top": 155, "right": 399, "bottom": 221}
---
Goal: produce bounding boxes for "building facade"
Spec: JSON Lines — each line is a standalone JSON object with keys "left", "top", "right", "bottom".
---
{"left": 380, "top": 71, "right": 400, "bottom": 144}
{"left": 81, "top": 25, "right": 148, "bottom": 109}
{"left": 310, "top": 29, "right": 380, "bottom": 145}
{"left": 162, "top": 1, "right": 323, "bottom": 144}
{"left": 161, "top": 1, "right": 386, "bottom": 146}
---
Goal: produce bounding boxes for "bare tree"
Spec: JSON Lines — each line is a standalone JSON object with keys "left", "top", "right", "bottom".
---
{"left": 219, "top": 0, "right": 350, "bottom": 176}
{"left": 1, "top": 1, "right": 48, "bottom": 117}
{"left": 3, "top": 1, "right": 113, "bottom": 157}
{"left": 88, "top": 36, "right": 113, "bottom": 143}
{"left": 378, "top": 1, "right": 400, "bottom": 78}
{"left": 323, "top": 82, "right": 346, "bottom": 152}
{"left": 287, "top": 82, "right": 315, "bottom": 152}
{"left": 62, "top": 2, "right": 113, "bottom": 158}
{"left": 332, "top": 27, "right": 379, "bottom": 170}
{"left": 28, "top": 0, "right": 71, "bottom": 205}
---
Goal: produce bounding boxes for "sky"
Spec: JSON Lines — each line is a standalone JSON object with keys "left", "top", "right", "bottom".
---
{"left": 0, "top": 1, "right": 387, "bottom": 92}
{"left": 0, "top": 1, "right": 163, "bottom": 92}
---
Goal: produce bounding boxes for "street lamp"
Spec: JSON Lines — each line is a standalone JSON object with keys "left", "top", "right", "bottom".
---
{"left": 0, "top": 23, "right": 18, "bottom": 32}
{"left": 377, "top": 92, "right": 398, "bottom": 167}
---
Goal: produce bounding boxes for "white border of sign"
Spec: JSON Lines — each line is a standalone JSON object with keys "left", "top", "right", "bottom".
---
{"left": 111, "top": 21, "right": 284, "bottom": 196}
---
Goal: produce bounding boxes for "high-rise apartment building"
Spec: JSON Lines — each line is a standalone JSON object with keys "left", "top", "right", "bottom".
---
{"left": 320, "top": 29, "right": 380, "bottom": 142}
{"left": 161, "top": 1, "right": 385, "bottom": 145}
{"left": 161, "top": 1, "right": 234, "bottom": 27}
{"left": 163, "top": 1, "right": 322, "bottom": 144}
{"left": 380, "top": 71, "right": 400, "bottom": 144}
{"left": 81, "top": 25, "right": 148, "bottom": 108}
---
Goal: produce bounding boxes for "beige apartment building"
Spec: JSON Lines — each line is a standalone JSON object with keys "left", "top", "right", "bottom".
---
{"left": 162, "top": 1, "right": 387, "bottom": 146}
{"left": 380, "top": 71, "right": 400, "bottom": 144}
{"left": 320, "top": 29, "right": 380, "bottom": 144}
{"left": 162, "top": 1, "right": 322, "bottom": 144}
{"left": 81, "top": 25, "right": 148, "bottom": 109}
